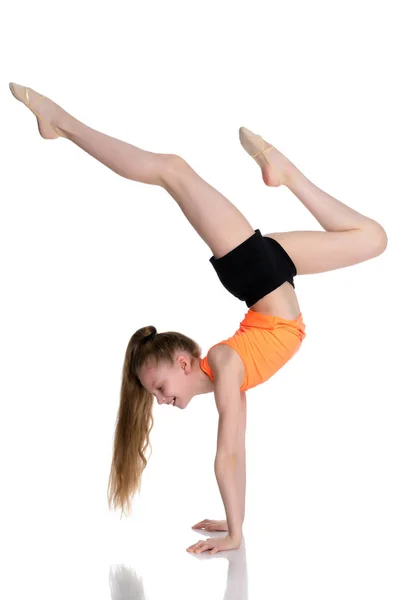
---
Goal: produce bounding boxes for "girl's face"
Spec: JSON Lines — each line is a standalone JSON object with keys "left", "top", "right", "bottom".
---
{"left": 137, "top": 354, "right": 195, "bottom": 410}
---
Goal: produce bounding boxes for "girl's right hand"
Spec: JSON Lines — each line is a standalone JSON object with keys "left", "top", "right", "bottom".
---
{"left": 192, "top": 519, "right": 228, "bottom": 532}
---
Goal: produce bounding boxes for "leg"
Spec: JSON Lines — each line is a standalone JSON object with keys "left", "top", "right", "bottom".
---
{"left": 57, "top": 120, "right": 256, "bottom": 260}
{"left": 239, "top": 127, "right": 388, "bottom": 275}
{"left": 264, "top": 165, "right": 388, "bottom": 275}
{"left": 160, "top": 160, "right": 255, "bottom": 259}
{"left": 10, "top": 84, "right": 255, "bottom": 260}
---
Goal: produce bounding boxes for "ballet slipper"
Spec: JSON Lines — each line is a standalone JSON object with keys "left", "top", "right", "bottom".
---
{"left": 239, "top": 126, "right": 283, "bottom": 186}
{"left": 9, "top": 82, "right": 63, "bottom": 139}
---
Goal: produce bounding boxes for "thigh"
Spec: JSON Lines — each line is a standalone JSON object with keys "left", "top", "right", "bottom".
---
{"left": 263, "top": 230, "right": 382, "bottom": 275}
{"left": 162, "top": 157, "right": 256, "bottom": 259}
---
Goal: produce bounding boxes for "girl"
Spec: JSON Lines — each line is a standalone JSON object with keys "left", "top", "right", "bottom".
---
{"left": 9, "top": 83, "right": 388, "bottom": 555}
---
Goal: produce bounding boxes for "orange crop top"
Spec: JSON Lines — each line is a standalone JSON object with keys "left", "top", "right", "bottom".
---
{"left": 200, "top": 309, "right": 306, "bottom": 392}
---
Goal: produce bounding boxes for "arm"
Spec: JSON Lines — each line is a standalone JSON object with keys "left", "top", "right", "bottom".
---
{"left": 209, "top": 347, "right": 246, "bottom": 543}
{"left": 216, "top": 391, "right": 247, "bottom": 527}
{"left": 236, "top": 391, "right": 247, "bottom": 524}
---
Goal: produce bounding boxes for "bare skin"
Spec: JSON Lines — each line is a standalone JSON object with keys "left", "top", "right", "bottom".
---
{"left": 8, "top": 83, "right": 388, "bottom": 301}
{"left": 9, "top": 81, "right": 388, "bottom": 406}
{"left": 192, "top": 519, "right": 229, "bottom": 532}
{"left": 9, "top": 83, "right": 388, "bottom": 554}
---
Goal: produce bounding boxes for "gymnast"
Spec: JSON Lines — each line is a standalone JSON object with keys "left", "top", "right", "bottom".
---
{"left": 9, "top": 83, "right": 388, "bottom": 555}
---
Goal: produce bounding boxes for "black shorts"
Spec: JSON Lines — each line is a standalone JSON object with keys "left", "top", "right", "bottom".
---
{"left": 209, "top": 228, "right": 297, "bottom": 307}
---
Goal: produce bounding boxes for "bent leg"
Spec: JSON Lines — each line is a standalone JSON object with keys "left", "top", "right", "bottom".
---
{"left": 264, "top": 166, "right": 388, "bottom": 275}
{"left": 264, "top": 230, "right": 385, "bottom": 275}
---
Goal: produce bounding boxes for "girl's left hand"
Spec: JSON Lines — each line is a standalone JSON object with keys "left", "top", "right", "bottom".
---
{"left": 186, "top": 533, "right": 241, "bottom": 555}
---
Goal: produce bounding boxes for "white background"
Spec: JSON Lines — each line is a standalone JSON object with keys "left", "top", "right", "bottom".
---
{"left": 1, "top": 1, "right": 399, "bottom": 598}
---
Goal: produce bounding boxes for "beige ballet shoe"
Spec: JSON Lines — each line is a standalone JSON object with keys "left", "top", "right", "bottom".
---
{"left": 9, "top": 82, "right": 63, "bottom": 139}
{"left": 239, "top": 126, "right": 283, "bottom": 186}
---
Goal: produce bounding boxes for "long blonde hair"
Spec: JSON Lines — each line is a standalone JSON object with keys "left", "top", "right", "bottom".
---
{"left": 107, "top": 325, "right": 202, "bottom": 517}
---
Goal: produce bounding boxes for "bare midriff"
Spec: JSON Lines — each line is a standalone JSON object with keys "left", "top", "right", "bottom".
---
{"left": 249, "top": 281, "right": 301, "bottom": 320}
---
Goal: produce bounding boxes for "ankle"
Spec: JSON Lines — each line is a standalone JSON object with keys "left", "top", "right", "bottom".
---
{"left": 52, "top": 109, "right": 78, "bottom": 139}
{"left": 283, "top": 162, "right": 305, "bottom": 189}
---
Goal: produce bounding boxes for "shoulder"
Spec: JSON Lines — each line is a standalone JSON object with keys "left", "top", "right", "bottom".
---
{"left": 208, "top": 344, "right": 245, "bottom": 386}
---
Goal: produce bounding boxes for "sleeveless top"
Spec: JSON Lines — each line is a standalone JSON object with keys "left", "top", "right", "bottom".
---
{"left": 199, "top": 309, "right": 306, "bottom": 392}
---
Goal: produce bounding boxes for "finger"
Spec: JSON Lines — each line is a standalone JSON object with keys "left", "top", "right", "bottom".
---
{"left": 192, "top": 520, "right": 209, "bottom": 528}
{"left": 187, "top": 540, "right": 206, "bottom": 552}
{"left": 186, "top": 543, "right": 199, "bottom": 551}
{"left": 193, "top": 541, "right": 209, "bottom": 553}
{"left": 188, "top": 542, "right": 202, "bottom": 551}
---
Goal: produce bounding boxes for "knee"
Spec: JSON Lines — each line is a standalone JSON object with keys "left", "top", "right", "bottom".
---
{"left": 369, "top": 222, "right": 388, "bottom": 256}
{"left": 160, "top": 154, "right": 189, "bottom": 186}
